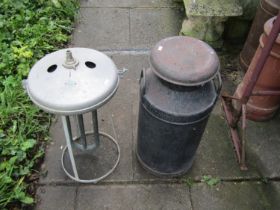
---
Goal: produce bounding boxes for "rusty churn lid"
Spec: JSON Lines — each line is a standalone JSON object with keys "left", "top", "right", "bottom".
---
{"left": 150, "top": 36, "right": 220, "bottom": 86}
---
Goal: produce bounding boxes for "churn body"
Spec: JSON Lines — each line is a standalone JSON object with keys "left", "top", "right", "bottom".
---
{"left": 137, "top": 36, "right": 221, "bottom": 176}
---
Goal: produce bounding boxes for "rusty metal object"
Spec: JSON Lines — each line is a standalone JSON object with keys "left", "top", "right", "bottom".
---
{"left": 221, "top": 12, "right": 280, "bottom": 170}
{"left": 239, "top": 0, "right": 280, "bottom": 71}
{"left": 221, "top": 98, "right": 241, "bottom": 159}
{"left": 235, "top": 17, "right": 280, "bottom": 121}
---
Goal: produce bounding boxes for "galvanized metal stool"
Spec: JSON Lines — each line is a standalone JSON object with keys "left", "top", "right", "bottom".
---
{"left": 25, "top": 48, "right": 121, "bottom": 183}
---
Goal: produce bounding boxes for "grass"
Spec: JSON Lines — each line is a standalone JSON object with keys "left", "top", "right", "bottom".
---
{"left": 0, "top": 0, "right": 79, "bottom": 209}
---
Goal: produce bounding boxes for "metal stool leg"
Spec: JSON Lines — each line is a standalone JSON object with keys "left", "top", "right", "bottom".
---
{"left": 92, "top": 110, "right": 100, "bottom": 148}
{"left": 65, "top": 116, "right": 74, "bottom": 144}
{"left": 77, "top": 114, "right": 87, "bottom": 150}
{"left": 75, "top": 115, "right": 81, "bottom": 139}
{"left": 61, "top": 116, "right": 79, "bottom": 179}
{"left": 72, "top": 113, "right": 99, "bottom": 151}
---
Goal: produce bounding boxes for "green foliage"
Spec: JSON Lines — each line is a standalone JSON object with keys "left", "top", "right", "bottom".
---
{"left": 0, "top": 0, "right": 78, "bottom": 79}
{"left": 0, "top": 0, "right": 78, "bottom": 209}
{"left": 184, "top": 177, "right": 195, "bottom": 188}
{"left": 201, "top": 175, "right": 221, "bottom": 186}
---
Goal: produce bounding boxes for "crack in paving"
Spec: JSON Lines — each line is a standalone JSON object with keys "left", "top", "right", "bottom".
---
{"left": 188, "top": 187, "right": 194, "bottom": 210}
{"left": 80, "top": 6, "right": 183, "bottom": 9}
{"left": 100, "top": 49, "right": 150, "bottom": 54}
{"left": 73, "top": 186, "right": 79, "bottom": 210}
{"left": 37, "top": 177, "right": 280, "bottom": 187}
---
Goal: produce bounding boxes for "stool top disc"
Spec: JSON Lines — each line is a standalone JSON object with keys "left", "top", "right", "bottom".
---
{"left": 26, "top": 48, "right": 119, "bottom": 115}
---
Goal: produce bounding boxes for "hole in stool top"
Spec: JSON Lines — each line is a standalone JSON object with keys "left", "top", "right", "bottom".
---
{"left": 47, "top": 64, "right": 57, "bottom": 73}
{"left": 85, "top": 61, "right": 96, "bottom": 69}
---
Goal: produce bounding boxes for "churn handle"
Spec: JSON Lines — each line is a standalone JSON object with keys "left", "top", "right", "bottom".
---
{"left": 213, "top": 71, "right": 222, "bottom": 95}
{"left": 140, "top": 68, "right": 146, "bottom": 95}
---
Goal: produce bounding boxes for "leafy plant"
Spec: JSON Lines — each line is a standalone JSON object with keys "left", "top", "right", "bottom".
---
{"left": 0, "top": 77, "right": 50, "bottom": 208}
{"left": 201, "top": 175, "right": 221, "bottom": 186}
{"left": 0, "top": 0, "right": 79, "bottom": 209}
{"left": 0, "top": 0, "right": 78, "bottom": 79}
{"left": 261, "top": 177, "right": 269, "bottom": 184}
{"left": 184, "top": 177, "right": 195, "bottom": 188}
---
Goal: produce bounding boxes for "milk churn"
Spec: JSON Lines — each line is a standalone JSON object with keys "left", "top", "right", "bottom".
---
{"left": 137, "top": 36, "right": 221, "bottom": 176}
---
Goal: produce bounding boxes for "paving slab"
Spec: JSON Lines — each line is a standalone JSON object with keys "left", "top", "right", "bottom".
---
{"left": 187, "top": 113, "right": 261, "bottom": 179}
{"left": 35, "top": 186, "right": 76, "bottom": 210}
{"left": 76, "top": 184, "right": 191, "bottom": 210}
{"left": 246, "top": 114, "right": 280, "bottom": 178}
{"left": 39, "top": 118, "right": 71, "bottom": 184}
{"left": 71, "top": 8, "right": 184, "bottom": 50}
{"left": 262, "top": 181, "right": 280, "bottom": 207}
{"left": 191, "top": 182, "right": 277, "bottom": 210}
{"left": 71, "top": 8, "right": 130, "bottom": 50}
{"left": 130, "top": 8, "right": 184, "bottom": 49}
{"left": 80, "top": 0, "right": 182, "bottom": 8}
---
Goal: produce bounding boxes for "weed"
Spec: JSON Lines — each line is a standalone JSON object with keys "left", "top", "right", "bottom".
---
{"left": 201, "top": 175, "right": 221, "bottom": 186}
{"left": 261, "top": 177, "right": 269, "bottom": 184}
{"left": 184, "top": 177, "right": 195, "bottom": 188}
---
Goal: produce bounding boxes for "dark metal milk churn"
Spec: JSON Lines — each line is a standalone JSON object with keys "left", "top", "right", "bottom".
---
{"left": 137, "top": 36, "right": 221, "bottom": 176}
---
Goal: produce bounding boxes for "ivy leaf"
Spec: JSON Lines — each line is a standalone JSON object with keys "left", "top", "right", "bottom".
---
{"left": 20, "top": 196, "right": 34, "bottom": 204}
{"left": 207, "top": 178, "right": 220, "bottom": 186}
{"left": 21, "top": 139, "right": 36, "bottom": 151}
{"left": 1, "top": 176, "right": 13, "bottom": 184}
{"left": 201, "top": 175, "right": 220, "bottom": 186}
{"left": 19, "top": 166, "right": 30, "bottom": 176}
{"left": 51, "top": 0, "right": 61, "bottom": 8}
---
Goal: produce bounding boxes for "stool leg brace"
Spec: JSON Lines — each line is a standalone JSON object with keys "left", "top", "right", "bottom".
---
{"left": 60, "top": 111, "right": 120, "bottom": 183}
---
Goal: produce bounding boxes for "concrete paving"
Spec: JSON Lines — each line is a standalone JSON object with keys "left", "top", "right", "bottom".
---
{"left": 191, "top": 182, "right": 274, "bottom": 210}
{"left": 35, "top": 0, "right": 280, "bottom": 209}
{"left": 76, "top": 184, "right": 191, "bottom": 210}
